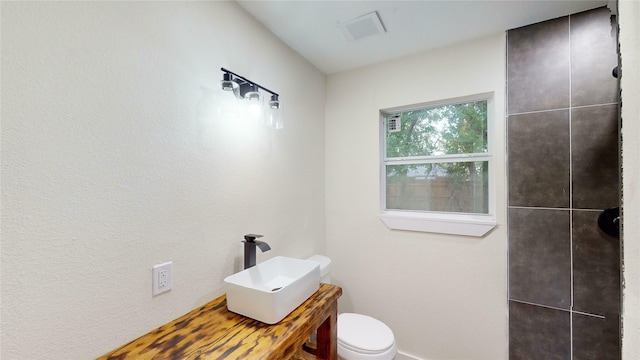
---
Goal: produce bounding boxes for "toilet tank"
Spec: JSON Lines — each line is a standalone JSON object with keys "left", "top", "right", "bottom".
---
{"left": 306, "top": 255, "right": 331, "bottom": 283}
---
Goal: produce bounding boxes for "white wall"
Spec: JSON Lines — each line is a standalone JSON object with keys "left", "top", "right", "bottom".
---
{"left": 4, "top": 2, "right": 635, "bottom": 360}
{"left": 0, "top": 2, "right": 326, "bottom": 358}
{"left": 325, "top": 34, "right": 507, "bottom": 360}
{"left": 620, "top": 1, "right": 640, "bottom": 359}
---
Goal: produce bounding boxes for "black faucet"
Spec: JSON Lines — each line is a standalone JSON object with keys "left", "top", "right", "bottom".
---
{"left": 243, "top": 234, "right": 271, "bottom": 269}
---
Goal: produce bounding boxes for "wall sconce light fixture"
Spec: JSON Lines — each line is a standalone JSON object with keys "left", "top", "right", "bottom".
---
{"left": 220, "top": 68, "right": 282, "bottom": 129}
{"left": 220, "top": 68, "right": 280, "bottom": 107}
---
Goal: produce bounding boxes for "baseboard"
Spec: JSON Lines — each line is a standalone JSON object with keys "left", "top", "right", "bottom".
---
{"left": 396, "top": 350, "right": 428, "bottom": 360}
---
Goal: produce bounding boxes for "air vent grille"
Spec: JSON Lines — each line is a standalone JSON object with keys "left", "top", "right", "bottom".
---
{"left": 388, "top": 115, "right": 401, "bottom": 132}
{"left": 340, "top": 11, "right": 386, "bottom": 42}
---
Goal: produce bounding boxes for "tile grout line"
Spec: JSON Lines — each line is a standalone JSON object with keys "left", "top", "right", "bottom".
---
{"left": 509, "top": 298, "right": 606, "bottom": 319}
{"left": 508, "top": 101, "right": 620, "bottom": 117}
{"left": 573, "top": 310, "right": 606, "bottom": 320}
{"left": 507, "top": 205, "right": 602, "bottom": 212}
{"left": 568, "top": 13, "right": 574, "bottom": 360}
{"left": 509, "top": 298, "right": 571, "bottom": 313}
{"left": 505, "top": 29, "right": 511, "bottom": 321}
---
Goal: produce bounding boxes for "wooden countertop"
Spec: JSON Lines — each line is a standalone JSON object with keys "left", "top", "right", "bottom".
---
{"left": 98, "top": 283, "right": 342, "bottom": 360}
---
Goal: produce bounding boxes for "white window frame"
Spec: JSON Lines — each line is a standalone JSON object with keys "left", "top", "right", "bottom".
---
{"left": 379, "top": 93, "right": 497, "bottom": 237}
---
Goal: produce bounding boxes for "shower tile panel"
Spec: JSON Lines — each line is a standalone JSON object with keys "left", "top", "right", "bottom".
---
{"left": 571, "top": 104, "right": 619, "bottom": 210}
{"left": 572, "top": 210, "right": 621, "bottom": 316}
{"left": 509, "top": 208, "right": 571, "bottom": 309}
{"left": 507, "top": 7, "right": 620, "bottom": 360}
{"left": 572, "top": 312, "right": 621, "bottom": 360}
{"left": 509, "top": 301, "right": 570, "bottom": 360}
{"left": 571, "top": 7, "right": 620, "bottom": 107}
{"left": 508, "top": 110, "right": 570, "bottom": 208}
{"left": 507, "top": 17, "right": 570, "bottom": 114}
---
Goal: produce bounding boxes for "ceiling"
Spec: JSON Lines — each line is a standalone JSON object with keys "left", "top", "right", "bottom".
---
{"left": 237, "top": 0, "right": 610, "bottom": 74}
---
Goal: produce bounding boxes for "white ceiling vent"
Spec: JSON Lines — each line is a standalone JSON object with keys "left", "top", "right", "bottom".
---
{"left": 340, "top": 11, "right": 386, "bottom": 42}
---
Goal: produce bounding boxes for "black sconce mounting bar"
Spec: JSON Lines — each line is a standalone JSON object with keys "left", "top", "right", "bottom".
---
{"left": 220, "top": 67, "right": 279, "bottom": 97}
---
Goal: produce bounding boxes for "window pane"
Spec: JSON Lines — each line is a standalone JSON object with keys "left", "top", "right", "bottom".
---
{"left": 385, "top": 101, "right": 487, "bottom": 158}
{"left": 386, "top": 161, "right": 489, "bottom": 213}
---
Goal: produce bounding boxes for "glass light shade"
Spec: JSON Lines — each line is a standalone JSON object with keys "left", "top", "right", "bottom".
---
{"left": 274, "top": 109, "right": 284, "bottom": 129}
{"left": 244, "top": 91, "right": 261, "bottom": 101}
{"left": 239, "top": 83, "right": 261, "bottom": 102}
{"left": 268, "top": 94, "right": 280, "bottom": 109}
{"left": 221, "top": 80, "right": 238, "bottom": 92}
{"left": 216, "top": 83, "right": 240, "bottom": 123}
{"left": 266, "top": 104, "right": 283, "bottom": 129}
{"left": 221, "top": 73, "right": 239, "bottom": 94}
{"left": 240, "top": 95, "right": 264, "bottom": 125}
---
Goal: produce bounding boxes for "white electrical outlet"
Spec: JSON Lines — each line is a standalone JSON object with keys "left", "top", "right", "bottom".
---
{"left": 152, "top": 261, "right": 172, "bottom": 295}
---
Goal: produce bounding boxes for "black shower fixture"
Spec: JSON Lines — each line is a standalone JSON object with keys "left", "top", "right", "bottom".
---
{"left": 612, "top": 66, "right": 619, "bottom": 78}
{"left": 598, "top": 207, "right": 620, "bottom": 238}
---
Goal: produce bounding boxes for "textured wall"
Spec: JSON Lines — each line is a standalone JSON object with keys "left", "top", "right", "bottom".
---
{"left": 619, "top": 1, "right": 640, "bottom": 359}
{"left": 0, "top": 2, "right": 326, "bottom": 358}
{"left": 507, "top": 7, "right": 621, "bottom": 360}
{"left": 325, "top": 34, "right": 507, "bottom": 360}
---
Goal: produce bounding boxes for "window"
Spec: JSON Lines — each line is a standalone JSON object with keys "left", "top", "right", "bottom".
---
{"left": 380, "top": 94, "right": 496, "bottom": 236}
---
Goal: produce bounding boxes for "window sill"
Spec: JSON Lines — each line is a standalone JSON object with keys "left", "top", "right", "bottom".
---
{"left": 380, "top": 211, "right": 496, "bottom": 237}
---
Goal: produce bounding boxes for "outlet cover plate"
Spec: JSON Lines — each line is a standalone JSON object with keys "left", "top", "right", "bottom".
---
{"left": 152, "top": 262, "right": 172, "bottom": 296}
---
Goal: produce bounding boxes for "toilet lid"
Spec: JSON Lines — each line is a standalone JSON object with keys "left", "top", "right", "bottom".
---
{"left": 338, "top": 313, "right": 395, "bottom": 353}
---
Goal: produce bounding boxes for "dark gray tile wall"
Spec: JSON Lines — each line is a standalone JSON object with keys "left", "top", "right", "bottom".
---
{"left": 507, "top": 7, "right": 620, "bottom": 360}
{"left": 509, "top": 208, "right": 571, "bottom": 309}
{"left": 570, "top": 7, "right": 620, "bottom": 107}
{"left": 572, "top": 210, "right": 621, "bottom": 316}
{"left": 510, "top": 301, "right": 571, "bottom": 360}
{"left": 572, "top": 313, "right": 620, "bottom": 360}
{"left": 571, "top": 104, "right": 619, "bottom": 209}
{"left": 508, "top": 110, "right": 570, "bottom": 207}
{"left": 507, "top": 17, "right": 570, "bottom": 114}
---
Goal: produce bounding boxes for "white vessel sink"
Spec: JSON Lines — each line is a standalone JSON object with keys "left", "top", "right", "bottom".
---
{"left": 224, "top": 256, "right": 320, "bottom": 324}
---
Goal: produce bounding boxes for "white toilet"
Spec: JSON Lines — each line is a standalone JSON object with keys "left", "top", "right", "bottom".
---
{"left": 307, "top": 255, "right": 398, "bottom": 360}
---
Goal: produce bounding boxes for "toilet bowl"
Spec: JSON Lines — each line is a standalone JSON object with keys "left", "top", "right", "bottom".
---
{"left": 307, "top": 255, "right": 397, "bottom": 360}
